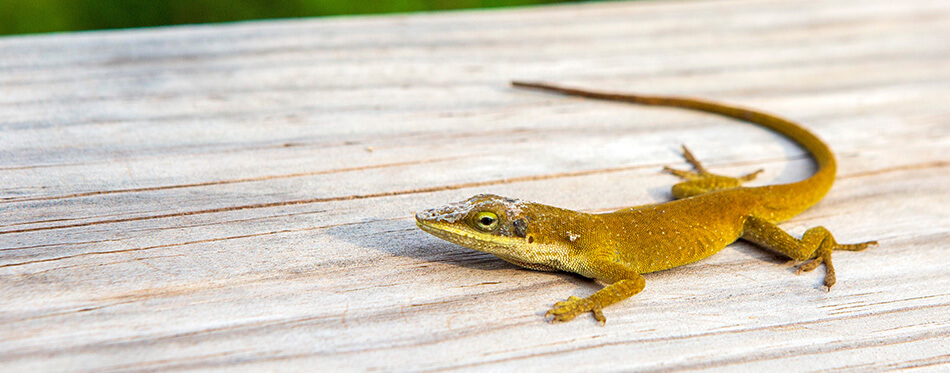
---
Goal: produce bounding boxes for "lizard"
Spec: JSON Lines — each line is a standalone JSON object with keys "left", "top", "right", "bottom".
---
{"left": 415, "top": 81, "right": 877, "bottom": 324}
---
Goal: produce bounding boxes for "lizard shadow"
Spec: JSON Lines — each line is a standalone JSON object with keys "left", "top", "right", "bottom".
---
{"left": 323, "top": 216, "right": 532, "bottom": 272}
{"left": 324, "top": 216, "right": 605, "bottom": 296}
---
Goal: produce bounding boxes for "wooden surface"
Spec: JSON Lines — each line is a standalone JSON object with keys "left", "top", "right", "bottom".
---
{"left": 2, "top": 0, "right": 949, "bottom": 371}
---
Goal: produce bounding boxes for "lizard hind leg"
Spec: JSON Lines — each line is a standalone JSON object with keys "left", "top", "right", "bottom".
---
{"left": 663, "top": 145, "right": 763, "bottom": 199}
{"left": 742, "top": 216, "right": 877, "bottom": 289}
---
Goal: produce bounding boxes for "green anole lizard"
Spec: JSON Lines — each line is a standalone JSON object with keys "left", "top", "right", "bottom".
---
{"left": 416, "top": 81, "right": 876, "bottom": 324}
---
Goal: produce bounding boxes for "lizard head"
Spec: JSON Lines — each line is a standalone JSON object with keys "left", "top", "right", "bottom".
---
{"left": 415, "top": 194, "right": 561, "bottom": 271}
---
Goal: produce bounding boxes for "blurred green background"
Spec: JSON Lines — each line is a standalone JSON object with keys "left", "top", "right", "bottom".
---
{"left": 0, "top": 0, "right": 579, "bottom": 36}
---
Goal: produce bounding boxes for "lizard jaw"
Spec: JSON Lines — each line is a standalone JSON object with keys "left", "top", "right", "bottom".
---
{"left": 416, "top": 219, "right": 560, "bottom": 272}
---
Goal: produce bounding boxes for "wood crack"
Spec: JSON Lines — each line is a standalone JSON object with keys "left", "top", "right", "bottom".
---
{"left": 1, "top": 157, "right": 460, "bottom": 204}
{"left": 0, "top": 221, "right": 361, "bottom": 268}
{"left": 435, "top": 303, "right": 950, "bottom": 371}
{"left": 0, "top": 163, "right": 660, "bottom": 236}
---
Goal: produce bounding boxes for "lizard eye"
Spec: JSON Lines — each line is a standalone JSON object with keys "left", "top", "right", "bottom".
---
{"left": 473, "top": 211, "right": 499, "bottom": 231}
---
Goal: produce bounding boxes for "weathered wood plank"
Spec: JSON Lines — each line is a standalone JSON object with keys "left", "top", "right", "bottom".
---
{"left": 1, "top": 0, "right": 949, "bottom": 371}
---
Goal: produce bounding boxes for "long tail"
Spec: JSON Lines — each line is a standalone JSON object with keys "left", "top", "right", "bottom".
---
{"left": 510, "top": 81, "right": 837, "bottom": 215}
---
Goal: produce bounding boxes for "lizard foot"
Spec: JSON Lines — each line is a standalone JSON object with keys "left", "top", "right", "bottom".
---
{"left": 744, "top": 217, "right": 878, "bottom": 291}
{"left": 796, "top": 251, "right": 834, "bottom": 288}
{"left": 796, "top": 240, "right": 878, "bottom": 289}
{"left": 663, "top": 145, "right": 763, "bottom": 199}
{"left": 545, "top": 296, "right": 606, "bottom": 324}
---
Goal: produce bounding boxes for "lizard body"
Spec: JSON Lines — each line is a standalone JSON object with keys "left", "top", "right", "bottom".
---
{"left": 415, "top": 81, "right": 876, "bottom": 324}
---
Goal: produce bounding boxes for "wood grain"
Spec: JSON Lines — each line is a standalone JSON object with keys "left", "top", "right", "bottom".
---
{"left": 2, "top": 0, "right": 949, "bottom": 370}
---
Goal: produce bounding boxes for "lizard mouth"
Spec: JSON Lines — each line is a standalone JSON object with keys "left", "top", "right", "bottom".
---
{"left": 416, "top": 217, "right": 515, "bottom": 254}
{"left": 415, "top": 219, "right": 455, "bottom": 241}
{"left": 416, "top": 218, "right": 559, "bottom": 272}
{"left": 415, "top": 219, "right": 483, "bottom": 249}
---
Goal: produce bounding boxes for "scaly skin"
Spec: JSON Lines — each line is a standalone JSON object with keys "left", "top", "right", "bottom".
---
{"left": 415, "top": 81, "right": 877, "bottom": 324}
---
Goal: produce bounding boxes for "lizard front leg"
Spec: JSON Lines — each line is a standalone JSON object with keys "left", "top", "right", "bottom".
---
{"left": 546, "top": 261, "right": 645, "bottom": 324}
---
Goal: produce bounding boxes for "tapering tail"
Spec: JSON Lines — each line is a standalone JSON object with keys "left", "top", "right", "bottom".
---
{"left": 510, "top": 81, "right": 836, "bottom": 218}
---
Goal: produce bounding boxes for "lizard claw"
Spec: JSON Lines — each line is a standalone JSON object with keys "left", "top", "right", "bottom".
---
{"left": 545, "top": 296, "right": 582, "bottom": 321}
{"left": 796, "top": 250, "right": 837, "bottom": 289}
{"left": 592, "top": 309, "right": 606, "bottom": 325}
{"left": 545, "top": 296, "right": 605, "bottom": 324}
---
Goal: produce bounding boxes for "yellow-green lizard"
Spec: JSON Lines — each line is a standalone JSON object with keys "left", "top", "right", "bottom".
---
{"left": 416, "top": 81, "right": 876, "bottom": 324}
